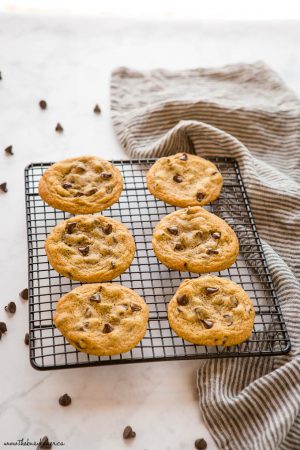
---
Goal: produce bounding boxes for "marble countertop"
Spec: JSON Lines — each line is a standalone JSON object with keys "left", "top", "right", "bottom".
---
{"left": 0, "top": 12, "right": 300, "bottom": 450}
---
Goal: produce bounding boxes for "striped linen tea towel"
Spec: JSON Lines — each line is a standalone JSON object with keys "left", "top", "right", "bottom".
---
{"left": 110, "top": 62, "right": 300, "bottom": 450}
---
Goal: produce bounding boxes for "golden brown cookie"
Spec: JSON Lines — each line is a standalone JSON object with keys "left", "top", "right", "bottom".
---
{"left": 146, "top": 153, "right": 223, "bottom": 207}
{"left": 168, "top": 276, "right": 255, "bottom": 346}
{"left": 39, "top": 155, "right": 123, "bottom": 214}
{"left": 45, "top": 215, "right": 135, "bottom": 282}
{"left": 152, "top": 206, "right": 239, "bottom": 273}
{"left": 53, "top": 283, "right": 149, "bottom": 355}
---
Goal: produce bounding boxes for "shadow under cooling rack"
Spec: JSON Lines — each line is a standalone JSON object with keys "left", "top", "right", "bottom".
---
{"left": 25, "top": 158, "right": 291, "bottom": 370}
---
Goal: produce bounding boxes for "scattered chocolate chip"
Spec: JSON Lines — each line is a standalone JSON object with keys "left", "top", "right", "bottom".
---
{"left": 173, "top": 174, "right": 183, "bottom": 183}
{"left": 177, "top": 294, "right": 189, "bottom": 306}
{"left": 94, "top": 104, "right": 101, "bottom": 114}
{"left": 86, "top": 188, "right": 97, "bottom": 196}
{"left": 103, "top": 323, "right": 114, "bottom": 334}
{"left": 24, "top": 333, "right": 29, "bottom": 345}
{"left": 130, "top": 303, "right": 142, "bottom": 312}
{"left": 195, "top": 231, "right": 203, "bottom": 239}
{"left": 179, "top": 153, "right": 188, "bottom": 161}
{"left": 55, "top": 122, "right": 63, "bottom": 133}
{"left": 102, "top": 223, "right": 112, "bottom": 235}
{"left": 66, "top": 222, "right": 77, "bottom": 234}
{"left": 0, "top": 322, "right": 7, "bottom": 333}
{"left": 174, "top": 243, "right": 183, "bottom": 250}
{"left": 207, "top": 248, "right": 219, "bottom": 255}
{"left": 90, "top": 293, "right": 101, "bottom": 303}
{"left": 167, "top": 226, "right": 178, "bottom": 235}
{"left": 4, "top": 145, "right": 13, "bottom": 155}
{"left": 123, "top": 425, "right": 136, "bottom": 439}
{"left": 106, "top": 186, "right": 113, "bottom": 194}
{"left": 184, "top": 262, "right": 188, "bottom": 269}
{"left": 201, "top": 319, "right": 214, "bottom": 329}
{"left": 19, "top": 288, "right": 29, "bottom": 300}
{"left": 195, "top": 438, "right": 207, "bottom": 450}
{"left": 101, "top": 172, "right": 112, "bottom": 180}
{"left": 205, "top": 287, "right": 219, "bottom": 295}
{"left": 212, "top": 232, "right": 221, "bottom": 239}
{"left": 223, "top": 314, "right": 233, "bottom": 326}
{"left": 75, "top": 191, "right": 84, "bottom": 197}
{"left": 0, "top": 182, "right": 8, "bottom": 193}
{"left": 78, "top": 246, "right": 89, "bottom": 256}
{"left": 5, "top": 301, "right": 16, "bottom": 314}
{"left": 196, "top": 192, "right": 205, "bottom": 202}
{"left": 39, "top": 436, "right": 52, "bottom": 449}
{"left": 59, "top": 393, "right": 72, "bottom": 407}
{"left": 39, "top": 100, "right": 47, "bottom": 110}
{"left": 62, "top": 182, "right": 72, "bottom": 189}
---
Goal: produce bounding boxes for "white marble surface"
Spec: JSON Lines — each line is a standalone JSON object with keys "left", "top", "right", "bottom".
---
{"left": 0, "top": 12, "right": 300, "bottom": 450}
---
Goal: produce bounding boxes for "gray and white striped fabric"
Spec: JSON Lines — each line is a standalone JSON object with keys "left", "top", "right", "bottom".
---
{"left": 110, "top": 62, "right": 300, "bottom": 450}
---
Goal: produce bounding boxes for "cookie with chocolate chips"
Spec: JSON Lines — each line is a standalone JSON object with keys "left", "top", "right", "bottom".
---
{"left": 39, "top": 156, "right": 123, "bottom": 214}
{"left": 168, "top": 275, "right": 255, "bottom": 346}
{"left": 152, "top": 206, "right": 239, "bottom": 273}
{"left": 45, "top": 215, "right": 135, "bottom": 282}
{"left": 146, "top": 153, "right": 223, "bottom": 207}
{"left": 53, "top": 283, "right": 149, "bottom": 355}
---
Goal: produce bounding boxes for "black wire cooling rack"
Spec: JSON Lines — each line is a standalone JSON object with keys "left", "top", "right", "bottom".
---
{"left": 24, "top": 158, "right": 291, "bottom": 370}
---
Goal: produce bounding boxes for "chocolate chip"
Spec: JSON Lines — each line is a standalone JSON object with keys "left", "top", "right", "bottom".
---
{"left": 4, "top": 145, "right": 13, "bottom": 155}
{"left": 130, "top": 303, "right": 142, "bottom": 312}
{"left": 207, "top": 248, "right": 219, "bottom": 255}
{"left": 223, "top": 314, "right": 233, "bottom": 326}
{"left": 196, "top": 192, "right": 205, "bottom": 202}
{"left": 66, "top": 222, "right": 77, "bottom": 234}
{"left": 106, "top": 186, "right": 113, "bottom": 193}
{"left": 102, "top": 223, "right": 112, "bottom": 235}
{"left": 59, "top": 393, "right": 72, "bottom": 407}
{"left": 174, "top": 243, "right": 183, "bottom": 250}
{"left": 19, "top": 288, "right": 29, "bottom": 300}
{"left": 201, "top": 319, "right": 214, "bottom": 329}
{"left": 103, "top": 323, "right": 113, "bottom": 333}
{"left": 123, "top": 425, "right": 136, "bottom": 439}
{"left": 87, "top": 188, "right": 97, "bottom": 196}
{"left": 90, "top": 293, "right": 101, "bottom": 303}
{"left": 0, "top": 322, "right": 7, "bottom": 333}
{"left": 167, "top": 226, "right": 178, "bottom": 235}
{"left": 205, "top": 287, "right": 219, "bottom": 294}
{"left": 39, "top": 100, "right": 47, "bottom": 110}
{"left": 78, "top": 246, "right": 89, "bottom": 256}
{"left": 24, "top": 333, "right": 29, "bottom": 345}
{"left": 39, "top": 436, "right": 52, "bottom": 449}
{"left": 195, "top": 231, "right": 203, "bottom": 239}
{"left": 62, "top": 182, "right": 72, "bottom": 189}
{"left": 55, "top": 123, "right": 63, "bottom": 133}
{"left": 177, "top": 295, "right": 189, "bottom": 306}
{"left": 212, "top": 232, "right": 221, "bottom": 239}
{"left": 195, "top": 438, "right": 207, "bottom": 449}
{"left": 0, "top": 182, "right": 8, "bottom": 193}
{"left": 101, "top": 172, "right": 112, "bottom": 180}
{"left": 75, "top": 191, "right": 84, "bottom": 197}
{"left": 94, "top": 104, "right": 101, "bottom": 114}
{"left": 5, "top": 302, "right": 16, "bottom": 314}
{"left": 173, "top": 174, "right": 183, "bottom": 183}
{"left": 179, "top": 153, "right": 188, "bottom": 161}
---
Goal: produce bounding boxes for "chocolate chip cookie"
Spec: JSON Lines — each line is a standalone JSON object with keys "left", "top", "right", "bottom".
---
{"left": 39, "top": 156, "right": 123, "bottom": 214}
{"left": 146, "top": 153, "right": 223, "bottom": 207}
{"left": 152, "top": 206, "right": 239, "bottom": 273}
{"left": 53, "top": 283, "right": 149, "bottom": 355}
{"left": 45, "top": 215, "right": 135, "bottom": 282}
{"left": 168, "top": 276, "right": 255, "bottom": 346}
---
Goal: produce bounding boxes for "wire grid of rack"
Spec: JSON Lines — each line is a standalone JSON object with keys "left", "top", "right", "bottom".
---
{"left": 25, "top": 158, "right": 290, "bottom": 370}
